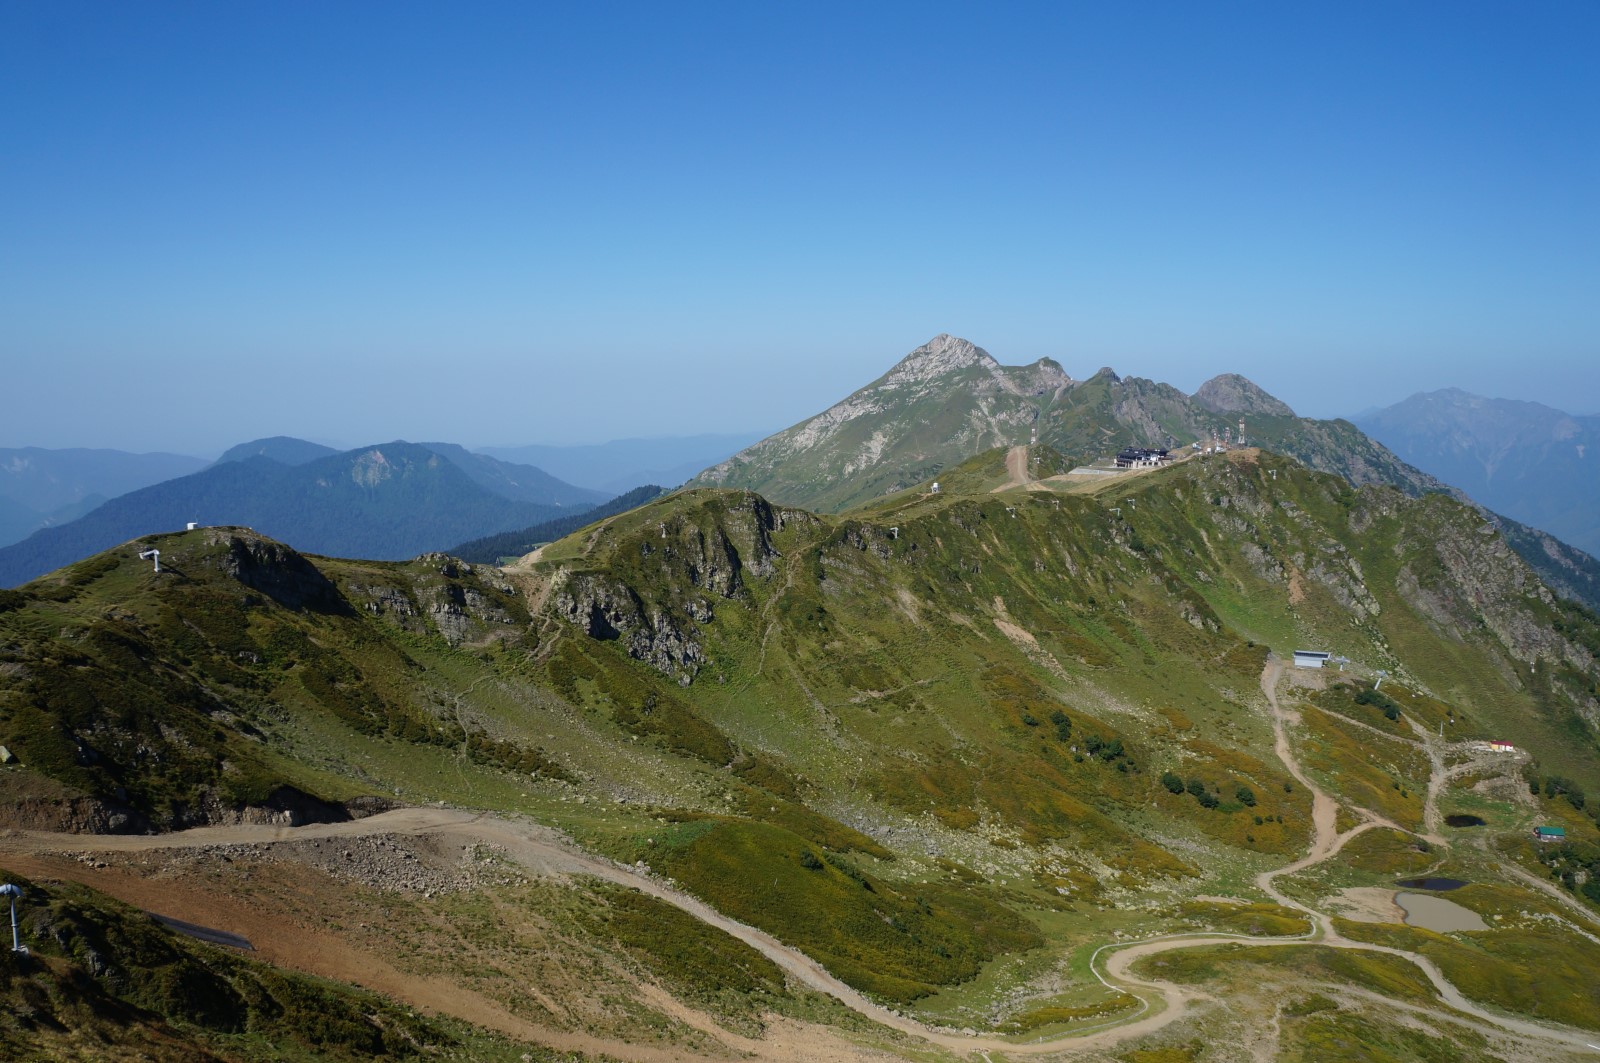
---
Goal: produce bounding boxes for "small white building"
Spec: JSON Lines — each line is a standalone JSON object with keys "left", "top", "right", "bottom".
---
{"left": 1115, "top": 447, "right": 1170, "bottom": 469}
{"left": 1489, "top": 740, "right": 1515, "bottom": 753}
{"left": 1292, "top": 650, "right": 1331, "bottom": 669}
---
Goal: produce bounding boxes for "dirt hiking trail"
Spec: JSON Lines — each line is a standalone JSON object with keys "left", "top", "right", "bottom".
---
{"left": 4, "top": 659, "right": 1597, "bottom": 1059}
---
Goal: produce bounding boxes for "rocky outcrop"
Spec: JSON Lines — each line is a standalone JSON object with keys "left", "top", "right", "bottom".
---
{"left": 556, "top": 573, "right": 708, "bottom": 680}
{"left": 690, "top": 335, "right": 1070, "bottom": 510}
{"left": 550, "top": 492, "right": 806, "bottom": 682}
{"left": 341, "top": 553, "right": 528, "bottom": 646}
{"left": 207, "top": 530, "right": 352, "bottom": 615}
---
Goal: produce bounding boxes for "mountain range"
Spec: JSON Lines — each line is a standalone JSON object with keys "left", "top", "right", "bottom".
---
{"left": 692, "top": 334, "right": 1600, "bottom": 612}
{"left": 0, "top": 440, "right": 607, "bottom": 588}
{"left": 688, "top": 335, "right": 1468, "bottom": 510}
{"left": 3, "top": 336, "right": 1600, "bottom": 1061}
{"left": 1356, "top": 388, "right": 1600, "bottom": 558}
{"left": 2, "top": 437, "right": 1597, "bottom": 1060}
{"left": 0, "top": 446, "right": 209, "bottom": 548}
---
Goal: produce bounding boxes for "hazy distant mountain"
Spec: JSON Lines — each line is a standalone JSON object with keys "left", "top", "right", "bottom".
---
{"left": 0, "top": 447, "right": 209, "bottom": 514}
{"left": 0, "top": 441, "right": 597, "bottom": 587}
{"left": 418, "top": 442, "right": 609, "bottom": 507}
{"left": 1355, "top": 389, "right": 1600, "bottom": 557}
{"left": 0, "top": 495, "right": 40, "bottom": 548}
{"left": 480, "top": 433, "right": 765, "bottom": 494}
{"left": 0, "top": 446, "right": 210, "bottom": 548}
{"left": 215, "top": 436, "right": 340, "bottom": 466}
{"left": 211, "top": 436, "right": 606, "bottom": 506}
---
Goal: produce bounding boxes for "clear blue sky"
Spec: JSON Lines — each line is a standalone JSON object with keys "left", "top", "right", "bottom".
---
{"left": 3, "top": 1, "right": 1596, "bottom": 454}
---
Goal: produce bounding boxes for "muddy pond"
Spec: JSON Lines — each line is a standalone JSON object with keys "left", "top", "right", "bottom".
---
{"left": 1445, "top": 814, "right": 1487, "bottom": 828}
{"left": 1395, "top": 892, "right": 1487, "bottom": 933}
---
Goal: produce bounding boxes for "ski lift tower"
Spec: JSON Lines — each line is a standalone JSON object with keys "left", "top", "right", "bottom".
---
{"left": 138, "top": 548, "right": 161, "bottom": 573}
{"left": 1, "top": 883, "right": 25, "bottom": 954}
{"left": 1238, "top": 417, "right": 1246, "bottom": 447}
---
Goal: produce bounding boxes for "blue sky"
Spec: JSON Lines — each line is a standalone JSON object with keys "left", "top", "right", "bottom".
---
{"left": 3, "top": 2, "right": 1596, "bottom": 454}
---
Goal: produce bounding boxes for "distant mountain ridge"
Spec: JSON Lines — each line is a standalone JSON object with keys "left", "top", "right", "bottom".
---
{"left": 690, "top": 334, "right": 1600, "bottom": 612}
{"left": 0, "top": 446, "right": 209, "bottom": 548}
{"left": 415, "top": 442, "right": 609, "bottom": 507}
{"left": 691, "top": 334, "right": 1438, "bottom": 509}
{"left": 215, "top": 436, "right": 340, "bottom": 466}
{"left": 1355, "top": 389, "right": 1600, "bottom": 558}
{"left": 0, "top": 441, "right": 603, "bottom": 587}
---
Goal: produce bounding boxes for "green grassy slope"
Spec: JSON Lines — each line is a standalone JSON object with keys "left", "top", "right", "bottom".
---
{"left": 3, "top": 446, "right": 1600, "bottom": 1047}
{"left": 0, "top": 870, "right": 452, "bottom": 1061}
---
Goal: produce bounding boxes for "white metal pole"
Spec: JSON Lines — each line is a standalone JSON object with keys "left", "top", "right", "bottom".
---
{"left": 0, "top": 884, "right": 21, "bottom": 953}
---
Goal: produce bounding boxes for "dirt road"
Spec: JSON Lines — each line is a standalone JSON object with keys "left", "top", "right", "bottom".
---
{"left": 5, "top": 661, "right": 1597, "bottom": 1058}
{"left": 989, "top": 444, "right": 1033, "bottom": 492}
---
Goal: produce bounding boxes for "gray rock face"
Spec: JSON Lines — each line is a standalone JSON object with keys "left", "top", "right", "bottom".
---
{"left": 209, "top": 530, "right": 352, "bottom": 615}
{"left": 1193, "top": 374, "right": 1296, "bottom": 418}
{"left": 690, "top": 335, "right": 1072, "bottom": 511}
{"left": 340, "top": 553, "right": 528, "bottom": 646}
{"left": 552, "top": 492, "right": 807, "bottom": 682}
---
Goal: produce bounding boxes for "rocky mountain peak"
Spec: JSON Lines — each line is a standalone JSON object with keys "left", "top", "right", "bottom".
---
{"left": 1193, "top": 374, "right": 1296, "bottom": 418}
{"left": 881, "top": 334, "right": 998, "bottom": 387}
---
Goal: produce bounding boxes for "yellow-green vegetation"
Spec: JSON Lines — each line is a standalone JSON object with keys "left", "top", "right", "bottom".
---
{"left": 1175, "top": 900, "right": 1310, "bottom": 936}
{"left": 5, "top": 441, "right": 1600, "bottom": 1057}
{"left": 1131, "top": 943, "right": 1437, "bottom": 1006}
{"left": 1159, "top": 738, "right": 1310, "bottom": 853}
{"left": 1334, "top": 914, "right": 1600, "bottom": 1029}
{"left": 1283, "top": 1008, "right": 1496, "bottom": 1063}
{"left": 1298, "top": 708, "right": 1426, "bottom": 830}
{"left": 573, "top": 884, "right": 794, "bottom": 1036}
{"left": 1338, "top": 827, "right": 1436, "bottom": 877}
{"left": 1311, "top": 680, "right": 1473, "bottom": 744}
{"left": 1120, "top": 1049, "right": 1198, "bottom": 1063}
{"left": 642, "top": 818, "right": 1041, "bottom": 1002}
{"left": 997, "top": 992, "right": 1138, "bottom": 1033}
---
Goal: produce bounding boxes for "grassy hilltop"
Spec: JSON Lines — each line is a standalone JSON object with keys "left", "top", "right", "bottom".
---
{"left": 0, "top": 445, "right": 1598, "bottom": 1059}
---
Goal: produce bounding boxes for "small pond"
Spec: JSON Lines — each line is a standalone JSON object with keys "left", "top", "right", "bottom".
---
{"left": 1395, "top": 892, "right": 1487, "bottom": 933}
{"left": 1445, "top": 814, "right": 1486, "bottom": 828}
{"left": 1394, "top": 877, "right": 1469, "bottom": 891}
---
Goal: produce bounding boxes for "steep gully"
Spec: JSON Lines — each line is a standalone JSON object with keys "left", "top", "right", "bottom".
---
{"left": 2, "top": 660, "right": 1596, "bottom": 1058}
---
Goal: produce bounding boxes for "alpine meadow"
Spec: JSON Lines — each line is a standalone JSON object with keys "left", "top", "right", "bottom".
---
{"left": 3, "top": 337, "right": 1600, "bottom": 1063}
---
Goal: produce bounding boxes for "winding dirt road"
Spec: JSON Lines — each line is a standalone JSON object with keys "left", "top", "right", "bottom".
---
{"left": 4, "top": 659, "right": 1598, "bottom": 1059}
